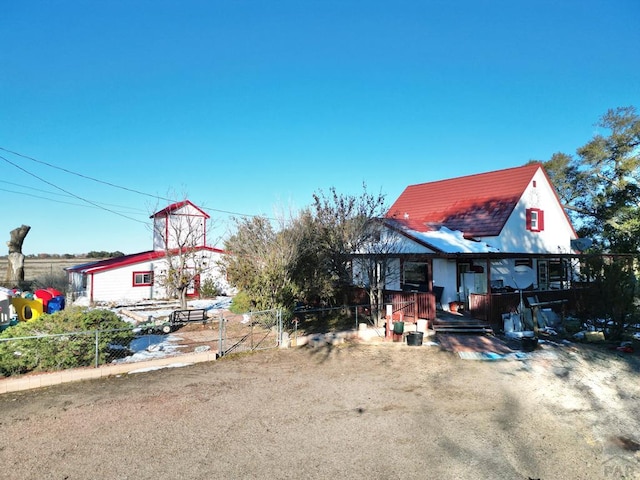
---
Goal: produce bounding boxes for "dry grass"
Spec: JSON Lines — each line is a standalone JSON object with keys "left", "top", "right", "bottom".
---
{"left": 0, "top": 257, "right": 98, "bottom": 283}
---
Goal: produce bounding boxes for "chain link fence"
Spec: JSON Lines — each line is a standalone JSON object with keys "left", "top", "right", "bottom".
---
{"left": 219, "top": 308, "right": 282, "bottom": 356}
{"left": 0, "top": 309, "right": 283, "bottom": 378}
{"left": 291, "top": 303, "right": 379, "bottom": 331}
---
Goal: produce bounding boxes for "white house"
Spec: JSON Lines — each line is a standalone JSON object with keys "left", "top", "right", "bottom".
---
{"left": 354, "top": 163, "right": 581, "bottom": 323}
{"left": 67, "top": 200, "right": 230, "bottom": 304}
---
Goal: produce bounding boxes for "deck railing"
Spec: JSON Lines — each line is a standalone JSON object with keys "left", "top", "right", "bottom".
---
{"left": 384, "top": 286, "right": 596, "bottom": 328}
{"left": 383, "top": 291, "right": 436, "bottom": 321}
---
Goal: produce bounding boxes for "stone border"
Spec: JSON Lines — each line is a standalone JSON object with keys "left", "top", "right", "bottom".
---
{"left": 0, "top": 350, "right": 218, "bottom": 394}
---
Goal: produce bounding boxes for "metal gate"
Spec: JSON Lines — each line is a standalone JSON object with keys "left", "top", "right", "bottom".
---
{"left": 218, "top": 308, "right": 282, "bottom": 356}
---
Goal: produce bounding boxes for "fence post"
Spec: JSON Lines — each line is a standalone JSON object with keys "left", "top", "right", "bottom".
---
{"left": 355, "top": 305, "right": 358, "bottom": 331}
{"left": 279, "top": 309, "right": 283, "bottom": 346}
{"left": 94, "top": 330, "right": 100, "bottom": 368}
{"left": 218, "top": 314, "right": 224, "bottom": 357}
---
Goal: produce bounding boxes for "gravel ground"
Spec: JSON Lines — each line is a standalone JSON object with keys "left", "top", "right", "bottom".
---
{"left": 0, "top": 340, "right": 639, "bottom": 480}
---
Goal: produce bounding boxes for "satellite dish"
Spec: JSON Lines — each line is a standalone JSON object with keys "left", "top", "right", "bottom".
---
{"left": 570, "top": 238, "right": 593, "bottom": 251}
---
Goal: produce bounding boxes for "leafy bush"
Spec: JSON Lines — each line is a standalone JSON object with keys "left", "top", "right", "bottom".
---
{"left": 0, "top": 307, "right": 135, "bottom": 376}
{"left": 582, "top": 257, "right": 639, "bottom": 339}
{"left": 229, "top": 291, "right": 253, "bottom": 314}
{"left": 199, "top": 277, "right": 222, "bottom": 298}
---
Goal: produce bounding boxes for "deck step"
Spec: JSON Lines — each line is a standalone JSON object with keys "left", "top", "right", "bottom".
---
{"left": 433, "top": 322, "right": 494, "bottom": 334}
{"left": 434, "top": 327, "right": 494, "bottom": 334}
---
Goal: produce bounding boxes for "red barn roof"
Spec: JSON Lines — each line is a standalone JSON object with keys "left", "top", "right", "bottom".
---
{"left": 66, "top": 246, "right": 226, "bottom": 274}
{"left": 150, "top": 200, "right": 210, "bottom": 219}
{"left": 386, "top": 163, "right": 543, "bottom": 237}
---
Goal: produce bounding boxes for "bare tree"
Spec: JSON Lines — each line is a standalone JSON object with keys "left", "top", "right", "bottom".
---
{"left": 6, "top": 225, "right": 31, "bottom": 286}
{"left": 152, "top": 201, "right": 210, "bottom": 309}
{"left": 351, "top": 219, "right": 406, "bottom": 325}
{"left": 311, "top": 185, "right": 400, "bottom": 322}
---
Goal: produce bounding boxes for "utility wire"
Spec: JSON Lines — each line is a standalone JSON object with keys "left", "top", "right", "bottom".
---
{"left": 0, "top": 154, "right": 149, "bottom": 225}
{"left": 0, "top": 146, "right": 172, "bottom": 202}
{"left": 0, "top": 146, "right": 275, "bottom": 220}
{"left": 0, "top": 180, "right": 148, "bottom": 213}
{"left": 0, "top": 187, "right": 151, "bottom": 217}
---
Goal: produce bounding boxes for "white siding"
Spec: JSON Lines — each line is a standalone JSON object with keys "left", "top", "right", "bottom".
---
{"left": 153, "top": 203, "right": 207, "bottom": 251}
{"left": 479, "top": 168, "right": 576, "bottom": 253}
{"left": 87, "top": 250, "right": 231, "bottom": 303}
{"left": 152, "top": 216, "right": 167, "bottom": 251}
{"left": 90, "top": 261, "right": 163, "bottom": 303}
{"left": 198, "top": 249, "right": 233, "bottom": 295}
{"left": 432, "top": 258, "right": 458, "bottom": 307}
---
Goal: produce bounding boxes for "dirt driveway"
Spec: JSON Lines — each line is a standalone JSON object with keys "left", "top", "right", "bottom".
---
{"left": 0, "top": 339, "right": 638, "bottom": 480}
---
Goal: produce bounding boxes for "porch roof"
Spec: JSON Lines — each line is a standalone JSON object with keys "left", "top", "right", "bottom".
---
{"left": 385, "top": 221, "right": 500, "bottom": 253}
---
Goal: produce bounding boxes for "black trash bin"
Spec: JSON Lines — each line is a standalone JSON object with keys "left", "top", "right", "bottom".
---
{"left": 406, "top": 331, "right": 424, "bottom": 346}
{"left": 521, "top": 335, "right": 538, "bottom": 352}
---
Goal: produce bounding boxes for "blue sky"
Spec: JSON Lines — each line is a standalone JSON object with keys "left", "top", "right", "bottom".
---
{"left": 1, "top": 0, "right": 639, "bottom": 255}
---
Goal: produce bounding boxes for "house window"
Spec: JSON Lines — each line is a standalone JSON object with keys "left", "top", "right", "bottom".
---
{"left": 548, "top": 260, "right": 564, "bottom": 282}
{"left": 526, "top": 208, "right": 544, "bottom": 232}
{"left": 402, "top": 262, "right": 428, "bottom": 291}
{"left": 133, "top": 271, "right": 154, "bottom": 287}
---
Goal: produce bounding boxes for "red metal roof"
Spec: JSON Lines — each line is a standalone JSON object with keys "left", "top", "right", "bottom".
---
{"left": 386, "top": 163, "right": 543, "bottom": 237}
{"left": 150, "top": 200, "right": 210, "bottom": 219}
{"left": 66, "top": 246, "right": 226, "bottom": 274}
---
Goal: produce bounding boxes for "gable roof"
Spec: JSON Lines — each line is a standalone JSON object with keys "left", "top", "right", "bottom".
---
{"left": 150, "top": 200, "right": 210, "bottom": 219}
{"left": 66, "top": 246, "right": 225, "bottom": 275}
{"left": 386, "top": 163, "right": 544, "bottom": 237}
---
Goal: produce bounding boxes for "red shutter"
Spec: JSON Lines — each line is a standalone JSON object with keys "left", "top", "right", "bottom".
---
{"left": 538, "top": 210, "right": 544, "bottom": 231}
{"left": 525, "top": 209, "right": 532, "bottom": 230}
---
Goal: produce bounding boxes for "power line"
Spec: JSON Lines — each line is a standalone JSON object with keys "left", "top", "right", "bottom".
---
{"left": 0, "top": 180, "right": 149, "bottom": 214}
{"left": 0, "top": 146, "right": 172, "bottom": 202}
{"left": 1, "top": 154, "right": 149, "bottom": 225}
{"left": 0, "top": 187, "right": 152, "bottom": 218}
{"left": 0, "top": 146, "right": 276, "bottom": 220}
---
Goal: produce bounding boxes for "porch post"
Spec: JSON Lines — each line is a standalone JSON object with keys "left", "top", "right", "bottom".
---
{"left": 428, "top": 258, "right": 435, "bottom": 322}
{"left": 486, "top": 258, "right": 492, "bottom": 324}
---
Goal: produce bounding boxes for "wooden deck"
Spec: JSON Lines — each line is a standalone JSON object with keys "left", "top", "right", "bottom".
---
{"left": 432, "top": 310, "right": 494, "bottom": 334}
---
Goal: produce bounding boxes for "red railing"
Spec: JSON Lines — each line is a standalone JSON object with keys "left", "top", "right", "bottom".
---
{"left": 383, "top": 291, "right": 436, "bottom": 321}
{"left": 470, "top": 287, "right": 595, "bottom": 326}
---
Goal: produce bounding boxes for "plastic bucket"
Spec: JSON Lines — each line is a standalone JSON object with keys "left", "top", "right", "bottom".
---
{"left": 393, "top": 321, "right": 405, "bottom": 335}
{"left": 406, "top": 331, "right": 424, "bottom": 346}
{"left": 416, "top": 319, "right": 428, "bottom": 333}
{"left": 521, "top": 336, "right": 538, "bottom": 352}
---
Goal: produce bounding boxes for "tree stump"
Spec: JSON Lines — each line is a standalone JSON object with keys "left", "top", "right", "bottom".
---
{"left": 6, "top": 225, "right": 31, "bottom": 285}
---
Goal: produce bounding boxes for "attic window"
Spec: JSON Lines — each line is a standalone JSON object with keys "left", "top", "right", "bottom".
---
{"left": 133, "top": 271, "right": 154, "bottom": 287}
{"left": 526, "top": 208, "right": 544, "bottom": 232}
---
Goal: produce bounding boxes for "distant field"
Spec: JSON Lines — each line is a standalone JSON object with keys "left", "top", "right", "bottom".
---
{"left": 0, "top": 257, "right": 97, "bottom": 282}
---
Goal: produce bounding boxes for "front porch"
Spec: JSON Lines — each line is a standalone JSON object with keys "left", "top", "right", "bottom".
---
{"left": 432, "top": 310, "right": 494, "bottom": 334}
{"left": 384, "top": 291, "right": 494, "bottom": 334}
{"left": 383, "top": 287, "right": 584, "bottom": 334}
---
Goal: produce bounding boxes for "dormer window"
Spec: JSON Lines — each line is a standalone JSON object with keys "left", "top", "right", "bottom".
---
{"left": 526, "top": 208, "right": 544, "bottom": 232}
